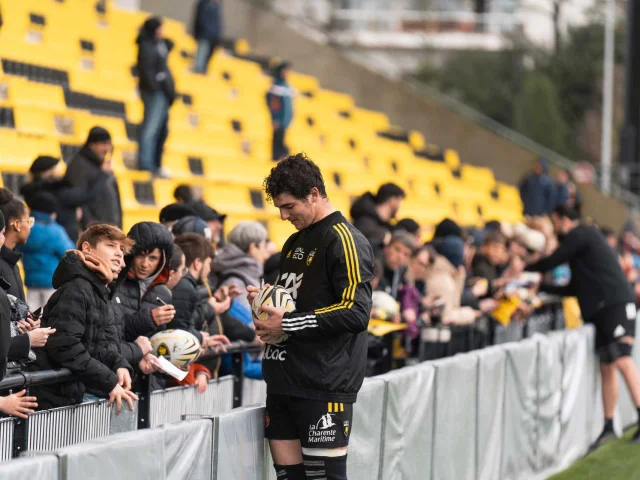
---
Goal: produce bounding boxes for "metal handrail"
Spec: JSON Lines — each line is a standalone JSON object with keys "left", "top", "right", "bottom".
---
{"left": 0, "top": 341, "right": 264, "bottom": 393}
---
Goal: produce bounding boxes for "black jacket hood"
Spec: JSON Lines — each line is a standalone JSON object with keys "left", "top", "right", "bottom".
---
{"left": 349, "top": 192, "right": 380, "bottom": 222}
{"left": 52, "top": 252, "right": 108, "bottom": 292}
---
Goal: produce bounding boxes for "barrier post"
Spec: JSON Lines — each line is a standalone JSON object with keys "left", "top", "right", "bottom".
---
{"left": 12, "top": 417, "right": 26, "bottom": 459}
{"left": 231, "top": 350, "right": 245, "bottom": 408}
{"left": 137, "top": 374, "right": 151, "bottom": 430}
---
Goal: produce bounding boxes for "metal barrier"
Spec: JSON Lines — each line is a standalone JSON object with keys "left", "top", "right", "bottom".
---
{"left": 148, "top": 376, "right": 235, "bottom": 428}
{"left": 241, "top": 379, "right": 267, "bottom": 406}
{"left": 26, "top": 400, "right": 112, "bottom": 452}
{"left": 0, "top": 418, "right": 13, "bottom": 462}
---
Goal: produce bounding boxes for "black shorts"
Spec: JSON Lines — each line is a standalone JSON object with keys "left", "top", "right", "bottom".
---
{"left": 265, "top": 394, "right": 353, "bottom": 448}
{"left": 590, "top": 302, "right": 636, "bottom": 362}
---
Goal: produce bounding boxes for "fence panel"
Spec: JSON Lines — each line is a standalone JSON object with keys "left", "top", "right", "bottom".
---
{"left": 0, "top": 417, "right": 14, "bottom": 462}
{"left": 347, "top": 377, "right": 386, "bottom": 480}
{"left": 27, "top": 400, "right": 112, "bottom": 452}
{"left": 214, "top": 405, "right": 265, "bottom": 480}
{"left": 535, "top": 332, "right": 563, "bottom": 472}
{"left": 163, "top": 419, "right": 213, "bottom": 480}
{"left": 558, "top": 328, "right": 591, "bottom": 463}
{"left": 149, "top": 375, "right": 234, "bottom": 428}
{"left": 432, "top": 354, "right": 478, "bottom": 480}
{"left": 57, "top": 427, "right": 166, "bottom": 480}
{"left": 379, "top": 362, "right": 436, "bottom": 480}
{"left": 473, "top": 346, "right": 507, "bottom": 480}
{"left": 0, "top": 454, "right": 58, "bottom": 479}
{"left": 242, "top": 379, "right": 267, "bottom": 406}
{"left": 501, "top": 338, "right": 539, "bottom": 480}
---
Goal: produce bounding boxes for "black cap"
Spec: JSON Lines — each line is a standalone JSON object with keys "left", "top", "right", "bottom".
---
{"left": 86, "top": 126, "right": 112, "bottom": 145}
{"left": 142, "top": 16, "right": 163, "bottom": 36}
{"left": 394, "top": 218, "right": 420, "bottom": 235}
{"left": 191, "top": 201, "right": 226, "bottom": 222}
{"left": 172, "top": 215, "right": 212, "bottom": 241}
{"left": 433, "top": 218, "right": 462, "bottom": 240}
{"left": 29, "top": 156, "right": 60, "bottom": 175}
{"left": 159, "top": 203, "right": 195, "bottom": 223}
{"left": 26, "top": 192, "right": 59, "bottom": 215}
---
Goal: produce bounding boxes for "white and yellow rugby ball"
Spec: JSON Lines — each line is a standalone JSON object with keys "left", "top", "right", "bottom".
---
{"left": 150, "top": 329, "right": 201, "bottom": 368}
{"left": 252, "top": 285, "right": 296, "bottom": 345}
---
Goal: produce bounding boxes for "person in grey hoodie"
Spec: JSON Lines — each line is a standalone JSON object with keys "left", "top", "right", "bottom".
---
{"left": 211, "top": 221, "right": 270, "bottom": 311}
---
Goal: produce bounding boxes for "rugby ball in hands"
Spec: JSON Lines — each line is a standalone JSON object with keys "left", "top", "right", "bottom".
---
{"left": 371, "top": 291, "right": 400, "bottom": 321}
{"left": 252, "top": 285, "right": 296, "bottom": 345}
{"left": 150, "top": 329, "right": 201, "bottom": 368}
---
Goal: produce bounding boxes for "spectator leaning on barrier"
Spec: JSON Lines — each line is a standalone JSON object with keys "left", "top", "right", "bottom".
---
{"left": 65, "top": 127, "right": 123, "bottom": 229}
{"left": 193, "top": 0, "right": 223, "bottom": 74}
{"left": 32, "top": 225, "right": 138, "bottom": 411}
{"left": 211, "top": 221, "right": 269, "bottom": 312}
{"left": 172, "top": 215, "right": 212, "bottom": 242}
{"left": 519, "top": 205, "right": 640, "bottom": 447}
{"left": 21, "top": 155, "right": 112, "bottom": 243}
{"left": 190, "top": 200, "right": 226, "bottom": 248}
{"left": 471, "top": 231, "right": 508, "bottom": 297}
{"left": 109, "top": 222, "right": 176, "bottom": 374}
{"left": 19, "top": 192, "right": 75, "bottom": 311}
{"left": 518, "top": 157, "right": 555, "bottom": 216}
{"left": 351, "top": 183, "right": 406, "bottom": 257}
{"left": 267, "top": 60, "right": 294, "bottom": 161}
{"left": 136, "top": 16, "right": 176, "bottom": 176}
{"left": 0, "top": 190, "right": 31, "bottom": 302}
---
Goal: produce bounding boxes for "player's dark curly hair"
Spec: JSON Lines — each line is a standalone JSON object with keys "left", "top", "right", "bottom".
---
{"left": 263, "top": 153, "right": 327, "bottom": 202}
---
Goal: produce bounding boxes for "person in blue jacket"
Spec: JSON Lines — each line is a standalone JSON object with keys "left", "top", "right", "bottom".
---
{"left": 19, "top": 192, "right": 74, "bottom": 310}
{"left": 193, "top": 0, "right": 223, "bottom": 74}
{"left": 266, "top": 61, "right": 294, "bottom": 161}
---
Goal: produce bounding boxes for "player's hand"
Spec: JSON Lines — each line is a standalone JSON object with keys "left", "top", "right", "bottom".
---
{"left": 255, "top": 305, "right": 285, "bottom": 341}
{"left": 247, "top": 284, "right": 268, "bottom": 306}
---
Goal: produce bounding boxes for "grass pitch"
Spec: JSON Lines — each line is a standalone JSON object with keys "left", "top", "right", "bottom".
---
{"left": 548, "top": 427, "right": 640, "bottom": 480}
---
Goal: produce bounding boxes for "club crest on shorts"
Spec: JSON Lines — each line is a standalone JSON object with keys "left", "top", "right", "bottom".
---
{"left": 306, "top": 249, "right": 316, "bottom": 266}
{"left": 343, "top": 420, "right": 349, "bottom": 437}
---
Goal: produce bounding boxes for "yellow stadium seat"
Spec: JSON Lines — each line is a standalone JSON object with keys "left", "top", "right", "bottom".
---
{"left": 2, "top": 77, "right": 66, "bottom": 111}
{"left": 461, "top": 164, "right": 495, "bottom": 189}
{"left": 202, "top": 184, "right": 259, "bottom": 216}
{"left": 267, "top": 218, "right": 296, "bottom": 250}
{"left": 444, "top": 149, "right": 461, "bottom": 170}
{"left": 0, "top": 129, "right": 61, "bottom": 173}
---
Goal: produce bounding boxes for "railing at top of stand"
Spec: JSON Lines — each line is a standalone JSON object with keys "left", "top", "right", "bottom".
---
{"left": 0, "top": 341, "right": 264, "bottom": 394}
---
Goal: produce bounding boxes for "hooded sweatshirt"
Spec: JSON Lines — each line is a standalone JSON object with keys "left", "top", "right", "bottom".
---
{"left": 31, "top": 251, "right": 131, "bottom": 409}
{"left": 350, "top": 191, "right": 392, "bottom": 255}
{"left": 211, "top": 243, "right": 263, "bottom": 310}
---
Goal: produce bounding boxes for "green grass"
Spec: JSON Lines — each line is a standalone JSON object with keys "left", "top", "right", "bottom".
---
{"left": 548, "top": 427, "right": 640, "bottom": 480}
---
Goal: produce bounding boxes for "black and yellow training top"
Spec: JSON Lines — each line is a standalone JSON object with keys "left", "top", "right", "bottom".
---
{"left": 264, "top": 211, "right": 374, "bottom": 403}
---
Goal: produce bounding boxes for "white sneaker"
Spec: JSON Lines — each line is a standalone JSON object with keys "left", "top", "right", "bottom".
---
{"left": 154, "top": 167, "right": 171, "bottom": 179}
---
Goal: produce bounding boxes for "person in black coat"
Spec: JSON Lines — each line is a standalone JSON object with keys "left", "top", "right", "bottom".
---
{"left": 170, "top": 234, "right": 230, "bottom": 349}
{"left": 193, "top": 0, "right": 223, "bottom": 74}
{"left": 136, "top": 16, "right": 176, "bottom": 174}
{"left": 109, "top": 222, "right": 176, "bottom": 372}
{"left": 65, "top": 127, "right": 122, "bottom": 229}
{"left": 31, "top": 225, "right": 138, "bottom": 411}
{"left": 21, "top": 155, "right": 111, "bottom": 242}
{"left": 0, "top": 190, "right": 31, "bottom": 302}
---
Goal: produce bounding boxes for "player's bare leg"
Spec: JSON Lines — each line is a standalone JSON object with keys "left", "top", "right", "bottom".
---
{"left": 614, "top": 337, "right": 640, "bottom": 443}
{"left": 269, "top": 440, "right": 305, "bottom": 480}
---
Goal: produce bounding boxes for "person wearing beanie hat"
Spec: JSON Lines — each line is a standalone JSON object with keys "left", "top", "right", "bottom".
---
{"left": 29, "top": 156, "right": 60, "bottom": 177}
{"left": 18, "top": 192, "right": 75, "bottom": 310}
{"left": 193, "top": 0, "right": 223, "bottom": 74}
{"left": 425, "top": 234, "right": 477, "bottom": 326}
{"left": 190, "top": 200, "right": 226, "bottom": 245}
{"left": 65, "top": 126, "right": 122, "bottom": 231}
{"left": 136, "top": 14, "right": 176, "bottom": 176}
{"left": 172, "top": 215, "right": 212, "bottom": 241}
{"left": 159, "top": 203, "right": 196, "bottom": 230}
{"left": 433, "top": 218, "right": 463, "bottom": 240}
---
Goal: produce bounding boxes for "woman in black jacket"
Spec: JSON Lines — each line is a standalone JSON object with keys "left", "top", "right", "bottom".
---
{"left": 0, "top": 189, "right": 31, "bottom": 301}
{"left": 20, "top": 155, "right": 111, "bottom": 242}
